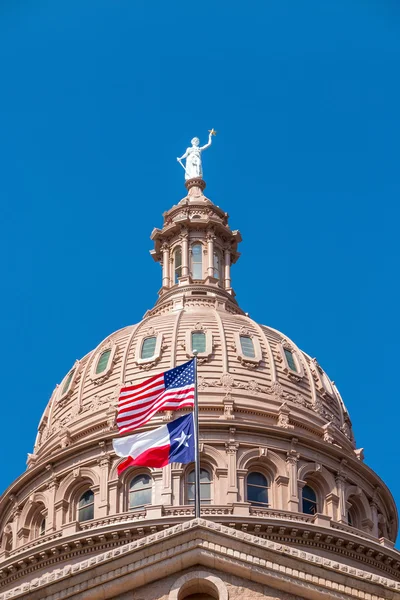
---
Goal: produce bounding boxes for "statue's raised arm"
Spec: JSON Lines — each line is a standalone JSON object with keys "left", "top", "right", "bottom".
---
{"left": 177, "top": 129, "right": 217, "bottom": 181}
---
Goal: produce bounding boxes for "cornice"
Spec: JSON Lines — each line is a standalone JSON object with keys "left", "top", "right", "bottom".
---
{"left": 0, "top": 519, "right": 398, "bottom": 600}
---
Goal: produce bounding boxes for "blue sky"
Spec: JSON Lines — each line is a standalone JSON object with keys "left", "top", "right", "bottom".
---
{"left": 0, "top": 1, "right": 399, "bottom": 527}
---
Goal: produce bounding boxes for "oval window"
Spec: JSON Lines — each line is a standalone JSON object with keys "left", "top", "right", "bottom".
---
{"left": 61, "top": 370, "right": 75, "bottom": 395}
{"left": 240, "top": 335, "right": 255, "bottom": 358}
{"left": 284, "top": 348, "right": 298, "bottom": 372}
{"left": 191, "top": 332, "right": 206, "bottom": 354}
{"left": 141, "top": 336, "right": 157, "bottom": 359}
{"left": 96, "top": 349, "right": 111, "bottom": 374}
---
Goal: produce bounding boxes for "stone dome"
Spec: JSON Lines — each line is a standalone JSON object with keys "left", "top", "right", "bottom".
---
{"left": 0, "top": 178, "right": 399, "bottom": 598}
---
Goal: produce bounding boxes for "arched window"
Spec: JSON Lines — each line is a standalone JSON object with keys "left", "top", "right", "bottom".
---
{"left": 4, "top": 531, "right": 12, "bottom": 553}
{"left": 213, "top": 250, "right": 222, "bottom": 280}
{"left": 129, "top": 474, "right": 152, "bottom": 509}
{"left": 191, "top": 331, "right": 206, "bottom": 354}
{"left": 141, "top": 336, "right": 157, "bottom": 359}
{"left": 62, "top": 369, "right": 75, "bottom": 395}
{"left": 191, "top": 244, "right": 203, "bottom": 279}
{"left": 187, "top": 468, "right": 211, "bottom": 505}
{"left": 174, "top": 247, "right": 182, "bottom": 284}
{"left": 77, "top": 490, "right": 94, "bottom": 522}
{"left": 96, "top": 349, "right": 111, "bottom": 374}
{"left": 347, "top": 506, "right": 355, "bottom": 527}
{"left": 284, "top": 349, "right": 298, "bottom": 372}
{"left": 247, "top": 472, "right": 269, "bottom": 506}
{"left": 39, "top": 518, "right": 46, "bottom": 536}
{"left": 240, "top": 335, "right": 255, "bottom": 358}
{"left": 302, "top": 485, "right": 317, "bottom": 515}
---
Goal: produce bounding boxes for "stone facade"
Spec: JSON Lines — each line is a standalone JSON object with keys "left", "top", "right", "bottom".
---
{"left": 0, "top": 178, "right": 398, "bottom": 599}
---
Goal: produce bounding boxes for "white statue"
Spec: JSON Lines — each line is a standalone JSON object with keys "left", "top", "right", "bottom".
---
{"left": 177, "top": 129, "right": 216, "bottom": 180}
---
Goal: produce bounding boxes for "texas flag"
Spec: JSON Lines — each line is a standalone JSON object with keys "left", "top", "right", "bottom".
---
{"left": 112, "top": 413, "right": 195, "bottom": 475}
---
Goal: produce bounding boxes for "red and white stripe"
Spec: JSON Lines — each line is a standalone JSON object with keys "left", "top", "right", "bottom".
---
{"left": 117, "top": 373, "right": 195, "bottom": 434}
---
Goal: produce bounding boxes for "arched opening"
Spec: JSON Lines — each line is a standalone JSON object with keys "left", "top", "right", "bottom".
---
{"left": 191, "top": 244, "right": 203, "bottom": 280}
{"left": 129, "top": 474, "right": 152, "bottom": 509}
{"left": 246, "top": 472, "right": 269, "bottom": 507}
{"left": 174, "top": 247, "right": 182, "bottom": 284}
{"left": 77, "top": 490, "right": 94, "bottom": 522}
{"left": 302, "top": 484, "right": 318, "bottom": 515}
{"left": 187, "top": 467, "right": 212, "bottom": 505}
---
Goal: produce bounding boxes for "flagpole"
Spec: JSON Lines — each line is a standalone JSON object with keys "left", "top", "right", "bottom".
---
{"left": 193, "top": 352, "right": 201, "bottom": 519}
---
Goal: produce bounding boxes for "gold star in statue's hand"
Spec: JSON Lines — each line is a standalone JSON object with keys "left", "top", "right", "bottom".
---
{"left": 208, "top": 128, "right": 217, "bottom": 136}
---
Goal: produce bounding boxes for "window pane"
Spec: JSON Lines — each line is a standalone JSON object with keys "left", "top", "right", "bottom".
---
{"left": 39, "top": 519, "right": 46, "bottom": 536}
{"left": 62, "top": 370, "right": 74, "bottom": 394}
{"left": 130, "top": 488, "right": 151, "bottom": 508}
{"left": 302, "top": 485, "right": 317, "bottom": 515}
{"left": 141, "top": 337, "right": 157, "bottom": 359}
{"left": 284, "top": 349, "right": 298, "bottom": 372}
{"left": 192, "top": 244, "right": 203, "bottom": 279}
{"left": 191, "top": 332, "right": 206, "bottom": 354}
{"left": 174, "top": 247, "right": 182, "bottom": 283}
{"left": 248, "top": 485, "right": 269, "bottom": 506}
{"left": 78, "top": 504, "right": 94, "bottom": 522}
{"left": 78, "top": 490, "right": 94, "bottom": 507}
{"left": 213, "top": 251, "right": 221, "bottom": 279}
{"left": 240, "top": 335, "right": 255, "bottom": 358}
{"left": 96, "top": 349, "right": 111, "bottom": 374}
{"left": 188, "top": 469, "right": 195, "bottom": 484}
{"left": 247, "top": 472, "right": 268, "bottom": 487}
{"left": 130, "top": 474, "right": 151, "bottom": 490}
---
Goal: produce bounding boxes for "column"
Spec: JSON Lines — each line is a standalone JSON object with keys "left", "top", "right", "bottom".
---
{"left": 225, "top": 442, "right": 239, "bottom": 503}
{"left": 46, "top": 478, "right": 59, "bottom": 532}
{"left": 181, "top": 229, "right": 189, "bottom": 277}
{"left": 161, "top": 243, "right": 170, "bottom": 288}
{"left": 370, "top": 501, "right": 379, "bottom": 537}
{"left": 161, "top": 464, "right": 172, "bottom": 505}
{"left": 207, "top": 230, "right": 215, "bottom": 278}
{"left": 224, "top": 247, "right": 231, "bottom": 289}
{"left": 286, "top": 452, "right": 299, "bottom": 512}
{"left": 97, "top": 454, "right": 111, "bottom": 517}
{"left": 335, "top": 474, "right": 347, "bottom": 523}
{"left": 171, "top": 467, "right": 183, "bottom": 505}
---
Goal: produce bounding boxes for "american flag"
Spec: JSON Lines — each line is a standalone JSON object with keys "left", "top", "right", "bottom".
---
{"left": 117, "top": 359, "right": 195, "bottom": 434}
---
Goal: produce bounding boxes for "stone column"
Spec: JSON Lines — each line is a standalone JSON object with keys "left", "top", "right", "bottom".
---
{"left": 97, "top": 453, "right": 111, "bottom": 517}
{"left": 286, "top": 451, "right": 299, "bottom": 512}
{"left": 225, "top": 442, "right": 239, "bottom": 504}
{"left": 161, "top": 243, "right": 170, "bottom": 288}
{"left": 370, "top": 501, "right": 379, "bottom": 537}
{"left": 161, "top": 464, "right": 172, "bottom": 505}
{"left": 335, "top": 474, "right": 347, "bottom": 523}
{"left": 224, "top": 247, "right": 231, "bottom": 290}
{"left": 181, "top": 229, "right": 189, "bottom": 277}
{"left": 237, "top": 469, "right": 247, "bottom": 503}
{"left": 171, "top": 467, "right": 183, "bottom": 505}
{"left": 207, "top": 230, "right": 215, "bottom": 278}
{"left": 46, "top": 478, "right": 59, "bottom": 532}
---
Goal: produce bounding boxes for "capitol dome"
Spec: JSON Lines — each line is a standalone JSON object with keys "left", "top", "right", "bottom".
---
{"left": 0, "top": 177, "right": 398, "bottom": 600}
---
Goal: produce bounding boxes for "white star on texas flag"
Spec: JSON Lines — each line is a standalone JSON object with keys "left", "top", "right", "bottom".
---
{"left": 174, "top": 430, "right": 192, "bottom": 449}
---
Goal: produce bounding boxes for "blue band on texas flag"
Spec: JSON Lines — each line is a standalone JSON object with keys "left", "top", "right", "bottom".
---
{"left": 113, "top": 413, "right": 195, "bottom": 475}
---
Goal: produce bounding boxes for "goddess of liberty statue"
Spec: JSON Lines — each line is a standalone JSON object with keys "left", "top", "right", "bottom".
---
{"left": 177, "top": 129, "right": 216, "bottom": 180}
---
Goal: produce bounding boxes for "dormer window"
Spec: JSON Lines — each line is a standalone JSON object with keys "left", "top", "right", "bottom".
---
{"left": 141, "top": 336, "right": 157, "bottom": 359}
{"left": 191, "top": 332, "right": 206, "bottom": 354}
{"left": 61, "top": 370, "right": 75, "bottom": 395}
{"left": 96, "top": 349, "right": 111, "bottom": 374}
{"left": 191, "top": 243, "right": 203, "bottom": 279}
{"left": 174, "top": 247, "right": 182, "bottom": 284}
{"left": 240, "top": 335, "right": 255, "bottom": 358}
{"left": 284, "top": 349, "right": 298, "bottom": 372}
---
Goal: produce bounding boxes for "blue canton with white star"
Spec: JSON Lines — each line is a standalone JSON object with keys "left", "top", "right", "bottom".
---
{"left": 167, "top": 414, "right": 195, "bottom": 464}
{"left": 164, "top": 359, "right": 195, "bottom": 390}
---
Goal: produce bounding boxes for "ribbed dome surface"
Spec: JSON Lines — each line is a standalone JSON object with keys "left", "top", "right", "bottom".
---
{"left": 35, "top": 304, "right": 354, "bottom": 461}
